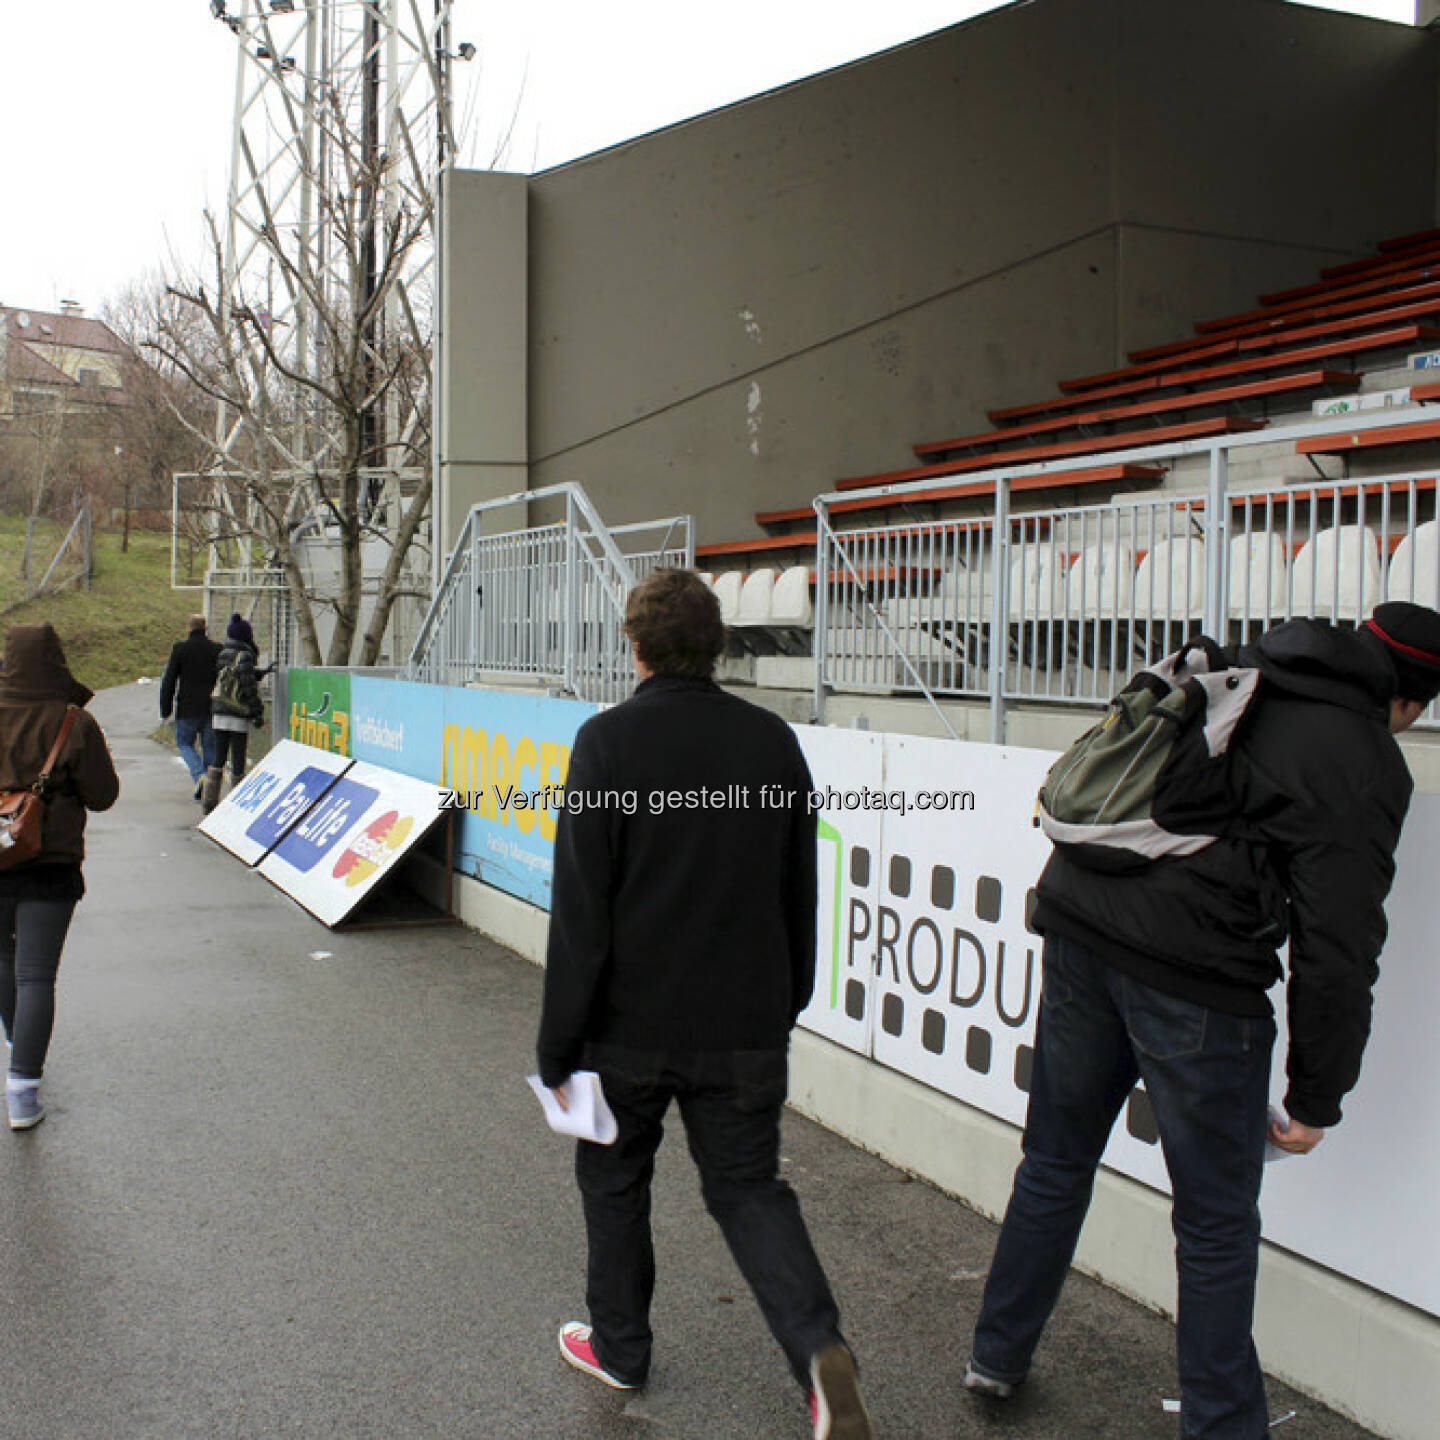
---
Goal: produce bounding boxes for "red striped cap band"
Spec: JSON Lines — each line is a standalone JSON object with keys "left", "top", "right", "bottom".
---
{"left": 1365, "top": 617, "right": 1440, "bottom": 666}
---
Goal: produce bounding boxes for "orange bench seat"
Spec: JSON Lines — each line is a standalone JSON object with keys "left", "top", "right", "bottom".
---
{"left": 1295, "top": 417, "right": 1440, "bottom": 458}
{"left": 695, "top": 532, "right": 818, "bottom": 559}
{"left": 1132, "top": 281, "right": 1440, "bottom": 363}
{"left": 1200, "top": 259, "right": 1440, "bottom": 337}
{"left": 836, "top": 417, "right": 1265, "bottom": 493}
{"left": 915, "top": 370, "right": 1358, "bottom": 461}
{"left": 755, "top": 464, "right": 1166, "bottom": 528}
{"left": 1000, "top": 325, "right": 1435, "bottom": 422}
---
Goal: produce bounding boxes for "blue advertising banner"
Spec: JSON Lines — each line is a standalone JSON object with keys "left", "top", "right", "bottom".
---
{"left": 199, "top": 739, "right": 353, "bottom": 867}
{"left": 346, "top": 675, "right": 597, "bottom": 908}
{"left": 268, "top": 774, "right": 384, "bottom": 875}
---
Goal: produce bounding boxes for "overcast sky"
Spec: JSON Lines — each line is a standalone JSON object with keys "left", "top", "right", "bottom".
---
{"left": 0, "top": 0, "right": 1417, "bottom": 317}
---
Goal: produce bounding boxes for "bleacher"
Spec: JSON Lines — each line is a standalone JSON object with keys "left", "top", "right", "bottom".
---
{"left": 696, "top": 229, "right": 1440, "bottom": 706}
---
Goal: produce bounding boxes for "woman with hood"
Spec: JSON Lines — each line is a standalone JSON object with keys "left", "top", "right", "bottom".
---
{"left": 202, "top": 612, "right": 266, "bottom": 814}
{"left": 0, "top": 623, "right": 119, "bottom": 1130}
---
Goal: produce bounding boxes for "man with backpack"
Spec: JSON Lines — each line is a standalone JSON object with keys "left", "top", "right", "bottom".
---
{"left": 159, "top": 614, "right": 220, "bottom": 801}
{"left": 964, "top": 601, "right": 1440, "bottom": 1439}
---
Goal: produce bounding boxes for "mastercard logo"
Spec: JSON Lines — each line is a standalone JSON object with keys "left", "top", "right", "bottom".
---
{"left": 332, "top": 810, "right": 415, "bottom": 888}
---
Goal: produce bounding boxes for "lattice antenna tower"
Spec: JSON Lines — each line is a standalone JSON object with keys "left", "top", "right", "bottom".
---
{"left": 206, "top": 0, "right": 458, "bottom": 526}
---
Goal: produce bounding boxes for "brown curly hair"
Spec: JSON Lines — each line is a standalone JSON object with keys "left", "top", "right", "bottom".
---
{"left": 623, "top": 569, "right": 725, "bottom": 679}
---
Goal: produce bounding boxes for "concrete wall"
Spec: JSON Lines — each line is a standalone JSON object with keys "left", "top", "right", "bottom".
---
{"left": 436, "top": 169, "right": 530, "bottom": 559}
{"left": 487, "top": 0, "right": 1436, "bottom": 546}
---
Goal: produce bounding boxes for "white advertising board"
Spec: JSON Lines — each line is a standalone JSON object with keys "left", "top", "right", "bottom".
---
{"left": 1255, "top": 798, "right": 1440, "bottom": 1317}
{"left": 198, "top": 739, "right": 352, "bottom": 868}
{"left": 792, "top": 723, "right": 1440, "bottom": 1316}
{"left": 257, "top": 758, "right": 449, "bottom": 928}
{"left": 793, "top": 724, "right": 884, "bottom": 1056}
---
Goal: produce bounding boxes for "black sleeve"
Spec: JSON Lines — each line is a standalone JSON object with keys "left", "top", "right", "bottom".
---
{"left": 159, "top": 644, "right": 181, "bottom": 718}
{"left": 536, "top": 726, "right": 613, "bottom": 1088}
{"left": 1243, "top": 746, "right": 1410, "bottom": 1128}
{"left": 783, "top": 737, "right": 818, "bottom": 1027}
{"left": 241, "top": 651, "right": 265, "bottom": 724}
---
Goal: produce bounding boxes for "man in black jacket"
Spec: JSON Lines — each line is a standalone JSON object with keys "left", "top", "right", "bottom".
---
{"left": 964, "top": 602, "right": 1440, "bottom": 1439}
{"left": 159, "top": 614, "right": 220, "bottom": 800}
{"left": 537, "top": 569, "right": 871, "bottom": 1440}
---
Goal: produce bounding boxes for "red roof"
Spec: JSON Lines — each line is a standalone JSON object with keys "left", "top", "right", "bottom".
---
{"left": 6, "top": 342, "right": 75, "bottom": 387}
{"left": 0, "top": 306, "right": 127, "bottom": 355}
{"left": 2, "top": 304, "right": 133, "bottom": 408}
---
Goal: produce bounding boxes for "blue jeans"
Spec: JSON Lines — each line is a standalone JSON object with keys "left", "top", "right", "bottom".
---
{"left": 174, "top": 716, "right": 214, "bottom": 782}
{"left": 575, "top": 1045, "right": 846, "bottom": 1389}
{"left": 971, "top": 935, "right": 1275, "bottom": 1440}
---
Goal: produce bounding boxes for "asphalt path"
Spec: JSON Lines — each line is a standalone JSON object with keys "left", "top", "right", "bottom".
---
{"left": 0, "top": 682, "right": 1378, "bottom": 1439}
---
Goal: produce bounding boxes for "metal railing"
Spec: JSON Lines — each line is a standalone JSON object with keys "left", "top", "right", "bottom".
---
{"left": 813, "top": 408, "right": 1440, "bottom": 737}
{"left": 406, "top": 483, "right": 694, "bottom": 703}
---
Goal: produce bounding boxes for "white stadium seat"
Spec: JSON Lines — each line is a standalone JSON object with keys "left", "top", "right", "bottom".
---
{"left": 1227, "top": 532, "right": 1289, "bottom": 620}
{"left": 711, "top": 570, "right": 744, "bottom": 625}
{"left": 735, "top": 568, "right": 777, "bottom": 626}
{"left": 1386, "top": 521, "right": 1439, "bottom": 607}
{"left": 1071, "top": 542, "right": 1134, "bottom": 620}
{"left": 1008, "top": 543, "right": 1067, "bottom": 621}
{"left": 769, "top": 566, "right": 814, "bottom": 628}
{"left": 1291, "top": 525, "right": 1381, "bottom": 620}
{"left": 1134, "top": 537, "right": 1206, "bottom": 621}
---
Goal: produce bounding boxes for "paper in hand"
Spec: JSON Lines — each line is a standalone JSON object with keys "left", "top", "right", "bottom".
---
{"left": 526, "top": 1070, "right": 619, "bottom": 1145}
{"left": 1265, "top": 1104, "right": 1295, "bottom": 1164}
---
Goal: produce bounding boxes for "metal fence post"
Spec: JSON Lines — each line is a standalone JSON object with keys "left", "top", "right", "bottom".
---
{"left": 812, "top": 501, "right": 830, "bottom": 726}
{"left": 988, "top": 478, "right": 1010, "bottom": 744}
{"left": 1203, "top": 446, "right": 1229, "bottom": 637}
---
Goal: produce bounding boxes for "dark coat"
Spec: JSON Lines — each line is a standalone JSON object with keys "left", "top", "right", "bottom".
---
{"left": 0, "top": 624, "right": 120, "bottom": 868}
{"left": 537, "top": 674, "right": 818, "bottom": 1088}
{"left": 1032, "top": 619, "right": 1412, "bottom": 1128}
{"left": 160, "top": 629, "right": 221, "bottom": 721}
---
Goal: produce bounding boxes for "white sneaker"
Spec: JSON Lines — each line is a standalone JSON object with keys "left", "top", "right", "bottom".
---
{"left": 7, "top": 1084, "right": 44, "bottom": 1130}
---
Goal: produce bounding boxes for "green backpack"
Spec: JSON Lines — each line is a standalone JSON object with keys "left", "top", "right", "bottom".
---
{"left": 215, "top": 651, "right": 248, "bottom": 716}
{"left": 1036, "top": 638, "right": 1262, "bottom": 873}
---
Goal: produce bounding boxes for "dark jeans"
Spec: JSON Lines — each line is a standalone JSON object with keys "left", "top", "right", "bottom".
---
{"left": 0, "top": 896, "right": 77, "bottom": 1079}
{"left": 971, "top": 935, "right": 1275, "bottom": 1440}
{"left": 212, "top": 728, "right": 249, "bottom": 780}
{"left": 577, "top": 1045, "right": 845, "bottom": 1389}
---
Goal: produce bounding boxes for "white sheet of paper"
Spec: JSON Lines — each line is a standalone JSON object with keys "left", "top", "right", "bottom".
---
{"left": 1265, "top": 1105, "right": 1296, "bottom": 1164}
{"left": 526, "top": 1070, "right": 619, "bottom": 1145}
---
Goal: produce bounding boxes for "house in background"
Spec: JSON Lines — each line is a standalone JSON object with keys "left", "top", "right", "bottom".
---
{"left": 0, "top": 303, "right": 131, "bottom": 421}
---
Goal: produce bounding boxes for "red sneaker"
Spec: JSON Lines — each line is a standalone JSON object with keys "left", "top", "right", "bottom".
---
{"left": 557, "top": 1321, "right": 639, "bottom": 1391}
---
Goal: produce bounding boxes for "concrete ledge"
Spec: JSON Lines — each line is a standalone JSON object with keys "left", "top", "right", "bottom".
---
{"left": 409, "top": 860, "right": 549, "bottom": 963}
{"left": 436, "top": 870, "right": 1439, "bottom": 1439}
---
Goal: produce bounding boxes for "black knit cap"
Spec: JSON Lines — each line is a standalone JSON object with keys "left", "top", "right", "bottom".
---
{"left": 1366, "top": 601, "right": 1440, "bottom": 704}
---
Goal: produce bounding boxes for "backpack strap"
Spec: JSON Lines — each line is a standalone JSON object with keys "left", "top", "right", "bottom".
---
{"left": 33, "top": 705, "right": 79, "bottom": 795}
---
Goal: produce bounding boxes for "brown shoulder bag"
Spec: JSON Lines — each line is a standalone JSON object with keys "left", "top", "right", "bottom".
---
{"left": 0, "top": 706, "right": 79, "bottom": 871}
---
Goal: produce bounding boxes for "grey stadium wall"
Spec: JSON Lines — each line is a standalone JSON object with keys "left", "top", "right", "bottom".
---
{"left": 436, "top": 0, "right": 1437, "bottom": 556}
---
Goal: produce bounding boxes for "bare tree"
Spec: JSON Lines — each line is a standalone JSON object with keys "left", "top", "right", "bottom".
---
{"left": 104, "top": 280, "right": 215, "bottom": 552}
{"left": 147, "top": 27, "right": 438, "bottom": 669}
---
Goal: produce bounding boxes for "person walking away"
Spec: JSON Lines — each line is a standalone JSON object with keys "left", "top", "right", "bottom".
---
{"left": 0, "top": 623, "right": 120, "bottom": 1129}
{"left": 202, "top": 613, "right": 266, "bottom": 815}
{"left": 964, "top": 602, "right": 1440, "bottom": 1438}
{"left": 536, "top": 568, "right": 872, "bottom": 1440}
{"left": 159, "top": 613, "right": 220, "bottom": 801}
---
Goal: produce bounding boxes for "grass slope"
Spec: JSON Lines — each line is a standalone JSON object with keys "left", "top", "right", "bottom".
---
{"left": 0, "top": 518, "right": 201, "bottom": 692}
